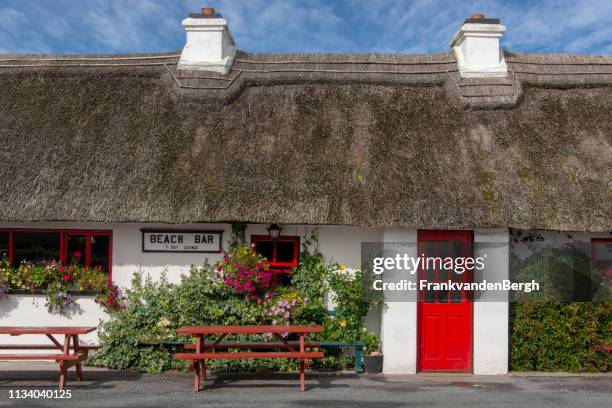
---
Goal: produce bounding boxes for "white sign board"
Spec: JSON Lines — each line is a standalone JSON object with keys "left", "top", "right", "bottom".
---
{"left": 142, "top": 230, "right": 223, "bottom": 253}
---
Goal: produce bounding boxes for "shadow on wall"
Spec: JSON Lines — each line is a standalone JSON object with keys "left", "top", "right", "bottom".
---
{"left": 0, "top": 294, "right": 86, "bottom": 320}
{"left": 0, "top": 295, "right": 19, "bottom": 319}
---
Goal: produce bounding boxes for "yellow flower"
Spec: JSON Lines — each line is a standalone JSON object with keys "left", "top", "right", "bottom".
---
{"left": 338, "top": 264, "right": 346, "bottom": 270}
{"left": 340, "top": 320, "right": 347, "bottom": 328}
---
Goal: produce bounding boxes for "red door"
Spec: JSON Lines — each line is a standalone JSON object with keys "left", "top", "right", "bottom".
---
{"left": 417, "top": 230, "right": 473, "bottom": 372}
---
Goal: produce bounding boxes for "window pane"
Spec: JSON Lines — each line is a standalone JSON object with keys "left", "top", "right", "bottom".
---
{"left": 66, "top": 234, "right": 86, "bottom": 266}
{"left": 0, "top": 232, "right": 8, "bottom": 260}
{"left": 438, "top": 269, "right": 449, "bottom": 303}
{"left": 450, "top": 265, "right": 463, "bottom": 303}
{"left": 13, "top": 231, "right": 60, "bottom": 266}
{"left": 254, "top": 240, "right": 274, "bottom": 262}
{"left": 425, "top": 286, "right": 436, "bottom": 303}
{"left": 593, "top": 242, "right": 612, "bottom": 271}
{"left": 275, "top": 240, "right": 296, "bottom": 263}
{"left": 424, "top": 241, "right": 436, "bottom": 257}
{"left": 451, "top": 240, "right": 465, "bottom": 303}
{"left": 91, "top": 235, "right": 110, "bottom": 273}
{"left": 438, "top": 289, "right": 448, "bottom": 303}
{"left": 451, "top": 241, "right": 463, "bottom": 257}
{"left": 438, "top": 241, "right": 449, "bottom": 257}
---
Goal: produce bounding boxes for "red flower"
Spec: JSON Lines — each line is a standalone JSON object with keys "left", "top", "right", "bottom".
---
{"left": 73, "top": 251, "right": 82, "bottom": 258}
{"left": 59, "top": 265, "right": 65, "bottom": 273}
{"left": 63, "top": 274, "right": 70, "bottom": 281}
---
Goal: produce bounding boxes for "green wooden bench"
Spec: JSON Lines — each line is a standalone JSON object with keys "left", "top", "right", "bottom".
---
{"left": 139, "top": 340, "right": 365, "bottom": 372}
{"left": 133, "top": 309, "right": 367, "bottom": 372}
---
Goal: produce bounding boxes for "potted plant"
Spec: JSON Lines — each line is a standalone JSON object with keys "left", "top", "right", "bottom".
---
{"left": 361, "top": 329, "right": 383, "bottom": 373}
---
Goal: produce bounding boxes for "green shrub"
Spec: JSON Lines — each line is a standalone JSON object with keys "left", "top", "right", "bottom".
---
{"left": 509, "top": 244, "right": 610, "bottom": 372}
{"left": 510, "top": 302, "right": 611, "bottom": 372}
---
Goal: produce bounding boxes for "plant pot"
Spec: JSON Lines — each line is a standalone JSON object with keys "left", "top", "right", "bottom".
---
{"left": 363, "top": 354, "right": 383, "bottom": 373}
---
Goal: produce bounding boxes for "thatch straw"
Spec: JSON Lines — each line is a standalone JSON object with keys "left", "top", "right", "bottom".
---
{"left": 0, "top": 50, "right": 610, "bottom": 231}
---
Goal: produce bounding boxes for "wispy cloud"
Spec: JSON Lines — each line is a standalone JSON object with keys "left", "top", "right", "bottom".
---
{"left": 0, "top": 0, "right": 610, "bottom": 55}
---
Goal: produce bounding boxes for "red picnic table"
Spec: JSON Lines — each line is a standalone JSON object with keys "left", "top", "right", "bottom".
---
{"left": 173, "top": 325, "right": 324, "bottom": 392}
{"left": 0, "top": 326, "right": 97, "bottom": 389}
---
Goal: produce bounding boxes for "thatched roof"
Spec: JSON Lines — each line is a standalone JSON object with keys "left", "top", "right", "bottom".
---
{"left": 0, "top": 50, "right": 610, "bottom": 231}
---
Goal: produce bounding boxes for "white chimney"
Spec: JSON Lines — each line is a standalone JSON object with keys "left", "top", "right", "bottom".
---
{"left": 450, "top": 14, "right": 507, "bottom": 78}
{"left": 178, "top": 7, "right": 236, "bottom": 74}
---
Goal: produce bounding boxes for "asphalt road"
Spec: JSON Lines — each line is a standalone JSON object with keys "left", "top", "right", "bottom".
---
{"left": 0, "top": 363, "right": 610, "bottom": 408}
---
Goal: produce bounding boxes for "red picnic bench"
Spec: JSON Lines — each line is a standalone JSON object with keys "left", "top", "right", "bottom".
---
{"left": 173, "top": 325, "right": 323, "bottom": 392}
{"left": 0, "top": 326, "right": 97, "bottom": 389}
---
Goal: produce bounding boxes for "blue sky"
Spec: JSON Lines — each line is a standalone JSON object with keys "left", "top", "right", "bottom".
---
{"left": 0, "top": 0, "right": 611, "bottom": 55}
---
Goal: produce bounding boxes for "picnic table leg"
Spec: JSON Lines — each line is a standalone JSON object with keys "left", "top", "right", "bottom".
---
{"left": 299, "top": 333, "right": 305, "bottom": 392}
{"left": 201, "top": 358, "right": 206, "bottom": 381}
{"left": 194, "top": 361, "right": 200, "bottom": 392}
{"left": 72, "top": 334, "right": 82, "bottom": 381}
{"left": 194, "top": 335, "right": 203, "bottom": 392}
{"left": 59, "top": 335, "right": 71, "bottom": 390}
{"left": 299, "top": 359, "right": 305, "bottom": 392}
{"left": 59, "top": 362, "right": 67, "bottom": 390}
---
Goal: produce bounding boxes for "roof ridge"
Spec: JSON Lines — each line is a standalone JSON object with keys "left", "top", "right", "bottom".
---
{"left": 233, "top": 58, "right": 456, "bottom": 65}
{"left": 505, "top": 50, "right": 612, "bottom": 65}
{"left": 0, "top": 53, "right": 181, "bottom": 62}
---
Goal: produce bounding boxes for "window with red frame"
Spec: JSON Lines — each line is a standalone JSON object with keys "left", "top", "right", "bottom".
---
{"left": 592, "top": 238, "right": 612, "bottom": 279}
{"left": 0, "top": 229, "right": 112, "bottom": 277}
{"left": 251, "top": 235, "right": 299, "bottom": 286}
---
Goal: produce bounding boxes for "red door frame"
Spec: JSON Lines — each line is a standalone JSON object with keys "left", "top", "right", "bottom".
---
{"left": 417, "top": 230, "right": 473, "bottom": 373}
{"left": 0, "top": 228, "right": 113, "bottom": 278}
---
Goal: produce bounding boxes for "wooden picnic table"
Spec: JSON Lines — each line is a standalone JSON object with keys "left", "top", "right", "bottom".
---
{"left": 173, "top": 325, "right": 323, "bottom": 392}
{"left": 0, "top": 326, "right": 96, "bottom": 389}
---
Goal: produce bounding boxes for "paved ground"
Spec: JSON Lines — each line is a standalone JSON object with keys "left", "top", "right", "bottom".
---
{"left": 0, "top": 363, "right": 610, "bottom": 408}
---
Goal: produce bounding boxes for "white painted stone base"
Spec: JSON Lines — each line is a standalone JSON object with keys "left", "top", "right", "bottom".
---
{"left": 381, "top": 302, "right": 417, "bottom": 374}
{"left": 473, "top": 301, "right": 508, "bottom": 374}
